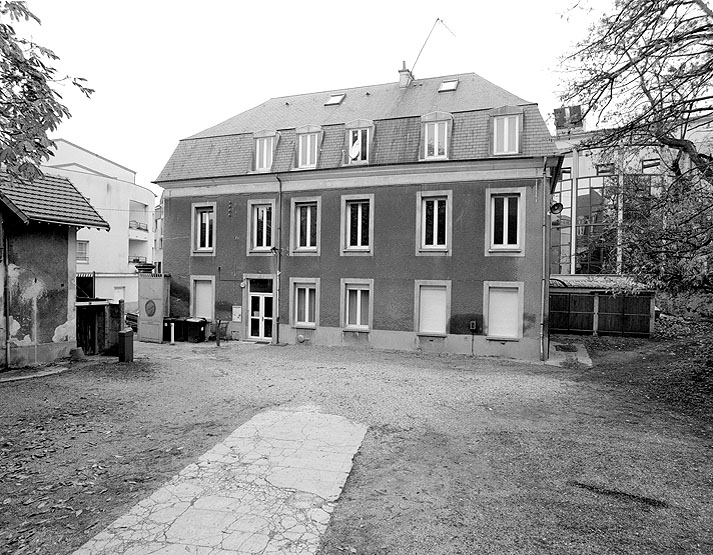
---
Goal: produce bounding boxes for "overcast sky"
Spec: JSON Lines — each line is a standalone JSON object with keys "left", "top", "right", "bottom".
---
{"left": 19, "top": 0, "right": 604, "bottom": 197}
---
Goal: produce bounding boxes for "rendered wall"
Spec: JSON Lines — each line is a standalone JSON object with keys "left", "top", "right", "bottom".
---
{"left": 2, "top": 222, "right": 76, "bottom": 367}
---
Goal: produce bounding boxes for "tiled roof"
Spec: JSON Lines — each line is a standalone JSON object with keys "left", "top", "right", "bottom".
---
{"left": 156, "top": 72, "right": 557, "bottom": 183}
{"left": 189, "top": 73, "right": 530, "bottom": 139}
{"left": 0, "top": 172, "right": 110, "bottom": 229}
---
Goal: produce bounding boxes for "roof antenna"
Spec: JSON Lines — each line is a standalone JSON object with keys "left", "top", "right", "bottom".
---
{"left": 411, "top": 18, "right": 457, "bottom": 76}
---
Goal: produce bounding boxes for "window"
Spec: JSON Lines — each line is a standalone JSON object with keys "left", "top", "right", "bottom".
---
{"left": 424, "top": 121, "right": 448, "bottom": 159}
{"left": 248, "top": 200, "right": 275, "bottom": 253}
{"left": 415, "top": 281, "right": 450, "bottom": 335}
{"left": 438, "top": 79, "right": 459, "bottom": 92}
{"left": 493, "top": 115, "right": 520, "bottom": 155}
{"left": 348, "top": 128, "right": 369, "bottom": 163}
{"left": 325, "top": 93, "right": 346, "bottom": 106}
{"left": 291, "top": 278, "right": 319, "bottom": 327}
{"left": 191, "top": 276, "right": 215, "bottom": 321}
{"left": 341, "top": 279, "right": 373, "bottom": 330}
{"left": 486, "top": 188, "right": 525, "bottom": 256}
{"left": 421, "top": 112, "right": 452, "bottom": 160}
{"left": 341, "top": 194, "right": 373, "bottom": 255}
{"left": 295, "top": 126, "right": 322, "bottom": 169}
{"left": 192, "top": 203, "right": 216, "bottom": 254}
{"left": 255, "top": 136, "right": 274, "bottom": 171}
{"left": 596, "top": 163, "right": 615, "bottom": 176}
{"left": 484, "top": 282, "right": 523, "bottom": 340}
{"left": 291, "top": 197, "right": 321, "bottom": 254}
{"left": 76, "top": 240, "right": 89, "bottom": 263}
{"left": 416, "top": 191, "right": 452, "bottom": 255}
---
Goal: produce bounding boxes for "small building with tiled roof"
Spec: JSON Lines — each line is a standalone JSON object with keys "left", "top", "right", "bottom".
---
{"left": 155, "top": 68, "right": 562, "bottom": 360}
{"left": 0, "top": 172, "right": 110, "bottom": 367}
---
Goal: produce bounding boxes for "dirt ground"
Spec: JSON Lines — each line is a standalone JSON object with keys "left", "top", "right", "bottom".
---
{"left": 1, "top": 317, "right": 711, "bottom": 555}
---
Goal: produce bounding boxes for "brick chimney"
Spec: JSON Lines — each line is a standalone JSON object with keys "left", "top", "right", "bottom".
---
{"left": 398, "top": 61, "right": 414, "bottom": 88}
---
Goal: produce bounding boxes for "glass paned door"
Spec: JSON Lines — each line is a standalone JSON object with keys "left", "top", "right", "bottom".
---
{"left": 248, "top": 279, "right": 273, "bottom": 340}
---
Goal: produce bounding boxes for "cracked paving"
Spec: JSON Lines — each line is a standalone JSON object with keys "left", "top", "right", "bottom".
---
{"left": 72, "top": 408, "right": 368, "bottom": 555}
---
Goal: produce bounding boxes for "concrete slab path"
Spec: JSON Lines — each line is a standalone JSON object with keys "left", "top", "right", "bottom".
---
{"left": 72, "top": 407, "right": 367, "bottom": 555}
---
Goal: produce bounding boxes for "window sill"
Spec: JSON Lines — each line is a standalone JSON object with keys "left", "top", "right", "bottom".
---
{"left": 191, "top": 250, "right": 215, "bottom": 257}
{"left": 485, "top": 336, "right": 521, "bottom": 342}
{"left": 416, "top": 248, "right": 450, "bottom": 257}
{"left": 341, "top": 248, "right": 373, "bottom": 257}
{"left": 291, "top": 248, "right": 319, "bottom": 256}
{"left": 417, "top": 332, "right": 446, "bottom": 338}
{"left": 293, "top": 324, "right": 316, "bottom": 330}
{"left": 248, "top": 249, "right": 274, "bottom": 256}
{"left": 343, "top": 327, "right": 369, "bottom": 333}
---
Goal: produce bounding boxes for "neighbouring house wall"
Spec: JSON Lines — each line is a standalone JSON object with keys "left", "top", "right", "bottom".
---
{"left": 2, "top": 222, "right": 76, "bottom": 366}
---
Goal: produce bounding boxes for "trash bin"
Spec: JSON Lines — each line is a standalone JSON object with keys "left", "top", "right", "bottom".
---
{"left": 185, "top": 317, "right": 207, "bottom": 343}
{"left": 118, "top": 329, "right": 133, "bottom": 362}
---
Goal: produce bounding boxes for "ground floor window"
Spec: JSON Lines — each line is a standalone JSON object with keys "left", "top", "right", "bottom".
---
{"left": 341, "top": 279, "right": 373, "bottom": 330}
{"left": 191, "top": 276, "right": 215, "bottom": 320}
{"left": 415, "top": 281, "right": 450, "bottom": 334}
{"left": 290, "top": 278, "right": 319, "bottom": 327}
{"left": 483, "top": 281, "right": 523, "bottom": 339}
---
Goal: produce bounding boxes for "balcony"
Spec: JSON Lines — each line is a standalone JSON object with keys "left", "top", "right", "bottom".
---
{"left": 129, "top": 220, "right": 149, "bottom": 241}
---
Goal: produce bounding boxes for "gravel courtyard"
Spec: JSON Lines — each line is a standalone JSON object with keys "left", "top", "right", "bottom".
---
{"left": 1, "top": 336, "right": 711, "bottom": 554}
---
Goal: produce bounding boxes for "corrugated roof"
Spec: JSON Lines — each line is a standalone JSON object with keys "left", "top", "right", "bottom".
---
{"left": 0, "top": 172, "right": 110, "bottom": 230}
{"left": 190, "top": 73, "right": 529, "bottom": 139}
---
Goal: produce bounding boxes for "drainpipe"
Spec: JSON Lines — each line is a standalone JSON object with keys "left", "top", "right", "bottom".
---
{"left": 1, "top": 218, "right": 10, "bottom": 368}
{"left": 540, "top": 158, "right": 549, "bottom": 362}
{"left": 273, "top": 174, "right": 283, "bottom": 345}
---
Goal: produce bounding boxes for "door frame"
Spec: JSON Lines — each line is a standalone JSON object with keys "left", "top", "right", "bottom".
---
{"left": 243, "top": 273, "right": 274, "bottom": 341}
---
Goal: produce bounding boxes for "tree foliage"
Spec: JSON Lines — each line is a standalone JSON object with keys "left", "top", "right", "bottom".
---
{"left": 560, "top": 0, "right": 713, "bottom": 291}
{"left": 0, "top": 1, "right": 92, "bottom": 182}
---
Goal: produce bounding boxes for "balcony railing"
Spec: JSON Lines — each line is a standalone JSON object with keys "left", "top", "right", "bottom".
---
{"left": 129, "top": 220, "right": 149, "bottom": 231}
{"left": 129, "top": 255, "right": 147, "bottom": 263}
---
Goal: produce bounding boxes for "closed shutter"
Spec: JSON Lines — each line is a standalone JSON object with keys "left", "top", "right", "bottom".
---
{"left": 488, "top": 286, "right": 519, "bottom": 338}
{"left": 419, "top": 286, "right": 447, "bottom": 334}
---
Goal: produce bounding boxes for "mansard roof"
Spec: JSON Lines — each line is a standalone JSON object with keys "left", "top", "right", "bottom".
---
{"left": 156, "top": 72, "right": 555, "bottom": 184}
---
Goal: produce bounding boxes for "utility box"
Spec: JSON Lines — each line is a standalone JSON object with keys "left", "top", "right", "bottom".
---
{"left": 118, "top": 329, "right": 134, "bottom": 362}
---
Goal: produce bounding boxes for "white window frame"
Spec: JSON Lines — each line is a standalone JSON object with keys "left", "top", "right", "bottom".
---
{"left": 347, "top": 128, "right": 369, "bottom": 164}
{"left": 76, "top": 240, "right": 89, "bottom": 263}
{"left": 493, "top": 114, "right": 521, "bottom": 155}
{"left": 247, "top": 199, "right": 275, "bottom": 255}
{"left": 414, "top": 280, "right": 451, "bottom": 336}
{"left": 297, "top": 132, "right": 319, "bottom": 169}
{"left": 289, "top": 277, "right": 320, "bottom": 328}
{"left": 340, "top": 278, "right": 374, "bottom": 331}
{"left": 191, "top": 202, "right": 216, "bottom": 255}
{"left": 423, "top": 120, "right": 449, "bottom": 160}
{"left": 290, "top": 196, "right": 321, "bottom": 255}
{"left": 190, "top": 275, "right": 215, "bottom": 321}
{"left": 483, "top": 281, "right": 524, "bottom": 340}
{"left": 485, "top": 187, "right": 525, "bottom": 257}
{"left": 340, "top": 194, "right": 374, "bottom": 256}
{"left": 254, "top": 136, "right": 274, "bottom": 172}
{"left": 416, "top": 190, "right": 452, "bottom": 256}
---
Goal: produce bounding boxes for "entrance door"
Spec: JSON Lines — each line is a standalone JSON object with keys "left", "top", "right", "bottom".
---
{"left": 248, "top": 279, "right": 273, "bottom": 341}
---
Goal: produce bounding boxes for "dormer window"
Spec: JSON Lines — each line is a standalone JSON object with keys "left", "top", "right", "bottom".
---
{"left": 344, "top": 119, "right": 374, "bottom": 165}
{"left": 325, "top": 93, "right": 346, "bottom": 106}
{"left": 253, "top": 130, "right": 278, "bottom": 172}
{"left": 490, "top": 106, "right": 524, "bottom": 156}
{"left": 438, "top": 79, "right": 459, "bottom": 92}
{"left": 295, "top": 125, "right": 322, "bottom": 169}
{"left": 421, "top": 112, "right": 453, "bottom": 160}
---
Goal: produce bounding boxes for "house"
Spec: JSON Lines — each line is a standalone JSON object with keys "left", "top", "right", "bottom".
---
{"left": 155, "top": 69, "right": 561, "bottom": 360}
{"left": 0, "top": 172, "right": 110, "bottom": 367}
{"left": 42, "top": 139, "right": 157, "bottom": 312}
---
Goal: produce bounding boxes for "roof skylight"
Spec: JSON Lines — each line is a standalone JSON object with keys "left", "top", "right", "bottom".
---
{"left": 438, "top": 80, "right": 459, "bottom": 92}
{"left": 325, "top": 93, "right": 346, "bottom": 106}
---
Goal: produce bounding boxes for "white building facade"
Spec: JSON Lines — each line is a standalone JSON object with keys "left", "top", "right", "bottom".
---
{"left": 43, "top": 139, "right": 157, "bottom": 312}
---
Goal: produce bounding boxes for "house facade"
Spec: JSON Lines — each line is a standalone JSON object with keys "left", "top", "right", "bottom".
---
{"left": 156, "top": 70, "right": 560, "bottom": 360}
{"left": 0, "top": 173, "right": 109, "bottom": 367}
{"left": 43, "top": 139, "right": 156, "bottom": 312}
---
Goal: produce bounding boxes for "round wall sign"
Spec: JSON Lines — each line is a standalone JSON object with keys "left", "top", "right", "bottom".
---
{"left": 144, "top": 299, "right": 156, "bottom": 317}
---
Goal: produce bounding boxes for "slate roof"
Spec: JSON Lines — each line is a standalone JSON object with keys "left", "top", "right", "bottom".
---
{"left": 156, "top": 72, "right": 556, "bottom": 183}
{"left": 0, "top": 172, "right": 110, "bottom": 230}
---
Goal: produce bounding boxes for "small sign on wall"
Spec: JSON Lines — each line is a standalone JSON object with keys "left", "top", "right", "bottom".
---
{"left": 232, "top": 305, "right": 242, "bottom": 323}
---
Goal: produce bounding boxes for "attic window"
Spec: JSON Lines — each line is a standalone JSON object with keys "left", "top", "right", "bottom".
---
{"left": 325, "top": 93, "right": 346, "bottom": 106}
{"left": 438, "top": 80, "right": 459, "bottom": 92}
